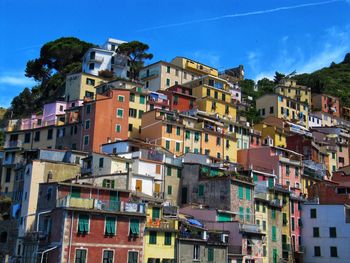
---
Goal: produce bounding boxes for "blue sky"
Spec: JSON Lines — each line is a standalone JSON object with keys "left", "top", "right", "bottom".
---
{"left": 1, "top": 0, "right": 350, "bottom": 107}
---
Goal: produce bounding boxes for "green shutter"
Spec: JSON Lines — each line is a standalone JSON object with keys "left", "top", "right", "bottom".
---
{"left": 165, "top": 140, "right": 170, "bottom": 150}
{"left": 164, "top": 232, "right": 172, "bottom": 245}
{"left": 140, "top": 95, "right": 145, "bottom": 104}
{"left": 238, "top": 186, "right": 244, "bottom": 199}
{"left": 167, "top": 167, "right": 172, "bottom": 176}
{"left": 272, "top": 225, "right": 277, "bottom": 241}
{"left": 176, "top": 142, "right": 180, "bottom": 152}
{"left": 198, "top": 185, "right": 204, "bottom": 197}
{"left": 185, "top": 130, "right": 190, "bottom": 139}
{"left": 130, "top": 219, "right": 140, "bottom": 235}
{"left": 253, "top": 174, "right": 258, "bottom": 182}
{"left": 246, "top": 208, "right": 250, "bottom": 222}
{"left": 246, "top": 187, "right": 251, "bottom": 201}
{"left": 194, "top": 132, "right": 199, "bottom": 141}
{"left": 268, "top": 177, "right": 274, "bottom": 188}
{"left": 273, "top": 249, "right": 278, "bottom": 263}
{"left": 149, "top": 231, "right": 157, "bottom": 244}
{"left": 152, "top": 207, "right": 160, "bottom": 220}
{"left": 272, "top": 208, "right": 276, "bottom": 219}
{"left": 177, "top": 169, "right": 181, "bottom": 178}
{"left": 78, "top": 214, "right": 89, "bottom": 233}
{"left": 71, "top": 187, "right": 81, "bottom": 198}
{"left": 208, "top": 247, "right": 214, "bottom": 261}
{"left": 167, "top": 185, "right": 172, "bottom": 195}
{"left": 105, "top": 216, "right": 116, "bottom": 235}
{"left": 185, "top": 146, "right": 190, "bottom": 153}
{"left": 239, "top": 207, "right": 244, "bottom": 221}
{"left": 176, "top": 127, "right": 180, "bottom": 136}
{"left": 217, "top": 212, "right": 231, "bottom": 222}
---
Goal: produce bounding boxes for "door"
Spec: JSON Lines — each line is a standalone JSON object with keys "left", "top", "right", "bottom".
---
{"left": 136, "top": 180, "right": 142, "bottom": 192}
{"left": 181, "top": 187, "right": 188, "bottom": 204}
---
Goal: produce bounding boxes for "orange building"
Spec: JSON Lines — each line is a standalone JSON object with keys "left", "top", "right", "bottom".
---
{"left": 81, "top": 89, "right": 130, "bottom": 152}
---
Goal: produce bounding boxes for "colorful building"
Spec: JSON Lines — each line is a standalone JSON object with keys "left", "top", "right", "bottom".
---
{"left": 312, "top": 94, "right": 341, "bottom": 117}
{"left": 256, "top": 94, "right": 309, "bottom": 128}
{"left": 162, "top": 85, "right": 197, "bottom": 112}
{"left": 274, "top": 79, "right": 311, "bottom": 105}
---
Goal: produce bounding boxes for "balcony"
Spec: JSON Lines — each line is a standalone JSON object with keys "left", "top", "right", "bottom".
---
{"left": 57, "top": 195, "right": 146, "bottom": 214}
{"left": 140, "top": 69, "right": 159, "bottom": 80}
{"left": 111, "top": 56, "right": 127, "bottom": 68}
{"left": 239, "top": 223, "right": 262, "bottom": 234}
{"left": 283, "top": 243, "right": 291, "bottom": 251}
{"left": 146, "top": 218, "right": 177, "bottom": 230}
{"left": 228, "top": 245, "right": 243, "bottom": 255}
{"left": 178, "top": 231, "right": 205, "bottom": 240}
{"left": 87, "top": 55, "right": 104, "bottom": 63}
{"left": 4, "top": 140, "right": 22, "bottom": 149}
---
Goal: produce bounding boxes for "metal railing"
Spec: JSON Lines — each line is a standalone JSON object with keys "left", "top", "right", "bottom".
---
{"left": 4, "top": 140, "right": 23, "bottom": 148}
{"left": 57, "top": 195, "right": 146, "bottom": 214}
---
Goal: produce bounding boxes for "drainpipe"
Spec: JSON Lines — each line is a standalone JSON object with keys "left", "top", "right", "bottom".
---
{"left": 67, "top": 211, "right": 74, "bottom": 263}
{"left": 40, "top": 245, "right": 58, "bottom": 263}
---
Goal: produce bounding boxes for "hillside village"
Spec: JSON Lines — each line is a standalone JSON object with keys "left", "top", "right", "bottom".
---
{"left": 1, "top": 37, "right": 350, "bottom": 263}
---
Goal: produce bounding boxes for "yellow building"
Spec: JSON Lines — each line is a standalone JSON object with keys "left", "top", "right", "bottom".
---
{"left": 128, "top": 87, "right": 148, "bottom": 138}
{"left": 65, "top": 72, "right": 107, "bottom": 101}
{"left": 256, "top": 94, "right": 309, "bottom": 128}
{"left": 274, "top": 79, "right": 311, "bottom": 105}
{"left": 254, "top": 117, "right": 287, "bottom": 148}
{"left": 144, "top": 204, "right": 178, "bottom": 263}
{"left": 171, "top": 56, "right": 218, "bottom": 76}
{"left": 185, "top": 75, "right": 236, "bottom": 119}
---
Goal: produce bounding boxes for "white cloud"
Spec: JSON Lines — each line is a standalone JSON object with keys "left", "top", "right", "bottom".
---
{"left": 0, "top": 72, "right": 35, "bottom": 87}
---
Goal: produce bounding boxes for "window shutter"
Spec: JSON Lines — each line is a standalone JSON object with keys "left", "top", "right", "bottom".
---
{"left": 238, "top": 186, "right": 244, "bottom": 199}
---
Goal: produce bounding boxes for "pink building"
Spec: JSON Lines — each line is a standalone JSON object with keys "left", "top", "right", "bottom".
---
{"left": 237, "top": 146, "right": 303, "bottom": 190}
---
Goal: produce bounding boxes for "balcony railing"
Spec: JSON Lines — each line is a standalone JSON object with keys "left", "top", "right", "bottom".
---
{"left": 87, "top": 56, "right": 104, "bottom": 63}
{"left": 146, "top": 219, "right": 176, "bottom": 230}
{"left": 178, "top": 231, "right": 204, "bottom": 240}
{"left": 140, "top": 69, "right": 159, "bottom": 80}
{"left": 4, "top": 140, "right": 23, "bottom": 149}
{"left": 239, "top": 223, "right": 262, "bottom": 234}
{"left": 57, "top": 195, "right": 146, "bottom": 214}
{"left": 228, "top": 245, "right": 243, "bottom": 255}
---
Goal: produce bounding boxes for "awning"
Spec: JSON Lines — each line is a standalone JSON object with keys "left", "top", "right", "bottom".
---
{"left": 187, "top": 218, "right": 203, "bottom": 228}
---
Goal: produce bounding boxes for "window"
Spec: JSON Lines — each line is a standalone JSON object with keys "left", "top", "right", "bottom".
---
{"left": 129, "top": 219, "right": 140, "bottom": 236}
{"left": 272, "top": 225, "right": 277, "bottom": 241}
{"left": 246, "top": 187, "right": 251, "bottom": 201}
{"left": 167, "top": 185, "right": 172, "bottom": 195}
{"left": 176, "top": 126, "right": 181, "bottom": 136}
{"left": 329, "top": 227, "right": 336, "bottom": 238}
{"left": 271, "top": 209, "right": 276, "bottom": 219}
{"left": 238, "top": 186, "right": 243, "bottom": 199}
{"left": 330, "top": 246, "right": 338, "bottom": 257}
{"left": 262, "top": 108, "right": 265, "bottom": 115}
{"left": 185, "top": 147, "right": 190, "bottom": 153}
{"left": 167, "top": 167, "right": 172, "bottom": 176}
{"left": 185, "top": 130, "right": 190, "bottom": 139}
{"left": 138, "top": 110, "right": 144, "bottom": 119}
{"left": 222, "top": 93, "right": 226, "bottom": 101}
{"left": 239, "top": 207, "right": 244, "bottom": 221}
{"left": 47, "top": 129, "right": 53, "bottom": 140}
{"left": 5, "top": 168, "right": 11, "bottom": 182}
{"left": 310, "top": 208, "right": 317, "bottom": 218}
{"left": 99, "top": 158, "right": 104, "bottom": 168}
{"left": 89, "top": 63, "right": 94, "bottom": 70}
{"left": 270, "top": 106, "right": 274, "bottom": 113}
{"left": 105, "top": 217, "right": 116, "bottom": 236}
{"left": 103, "top": 250, "right": 114, "bottom": 263}
{"left": 129, "top": 124, "right": 133, "bottom": 132}
{"left": 85, "top": 120, "right": 90, "bottom": 129}
{"left": 166, "top": 124, "right": 172, "bottom": 133}
{"left": 166, "top": 78, "right": 170, "bottom": 86}
{"left": 128, "top": 251, "right": 138, "bottom": 263}
{"left": 216, "top": 137, "right": 221, "bottom": 146}
{"left": 286, "top": 165, "right": 290, "bottom": 175}
{"left": 84, "top": 135, "right": 89, "bottom": 146}
{"left": 208, "top": 247, "right": 214, "bottom": 262}
{"left": 149, "top": 231, "right": 157, "bottom": 244}
{"left": 86, "top": 78, "right": 95, "bottom": 86}
{"left": 130, "top": 93, "right": 135, "bottom": 102}
{"left": 86, "top": 105, "right": 91, "bottom": 114}
{"left": 78, "top": 214, "right": 89, "bottom": 234}
{"left": 24, "top": 133, "right": 31, "bottom": 143}
{"left": 118, "top": 95, "right": 124, "bottom": 102}
{"left": 75, "top": 249, "right": 87, "bottom": 263}
{"left": 193, "top": 245, "right": 200, "bottom": 260}
{"left": 204, "top": 133, "right": 209, "bottom": 142}
{"left": 214, "top": 91, "right": 218, "bottom": 99}
{"left": 115, "top": 124, "right": 121, "bottom": 133}
{"left": 140, "top": 95, "right": 145, "bottom": 104}
{"left": 117, "top": 108, "right": 124, "bottom": 118}
{"left": 246, "top": 208, "right": 250, "bottom": 221}
{"left": 164, "top": 232, "right": 172, "bottom": 245}
{"left": 166, "top": 66, "right": 170, "bottom": 73}
{"left": 34, "top": 131, "right": 40, "bottom": 142}
{"left": 263, "top": 221, "right": 266, "bottom": 231}
{"left": 314, "top": 246, "right": 321, "bottom": 257}
{"left": 198, "top": 185, "right": 204, "bottom": 197}
{"left": 165, "top": 140, "right": 170, "bottom": 150}
{"left": 313, "top": 227, "right": 319, "bottom": 237}
{"left": 206, "top": 88, "right": 210, "bottom": 96}
{"left": 175, "top": 142, "right": 180, "bottom": 152}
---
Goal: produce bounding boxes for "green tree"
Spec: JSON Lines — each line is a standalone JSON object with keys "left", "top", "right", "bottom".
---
{"left": 273, "top": 72, "right": 285, "bottom": 84}
{"left": 257, "top": 78, "right": 274, "bottom": 95}
{"left": 116, "top": 41, "right": 153, "bottom": 80}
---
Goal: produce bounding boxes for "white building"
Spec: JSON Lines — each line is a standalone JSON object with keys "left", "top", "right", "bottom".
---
{"left": 301, "top": 203, "right": 350, "bottom": 263}
{"left": 82, "top": 38, "right": 129, "bottom": 79}
{"left": 308, "top": 113, "right": 322, "bottom": 128}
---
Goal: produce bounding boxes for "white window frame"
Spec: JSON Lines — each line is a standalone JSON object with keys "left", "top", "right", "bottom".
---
{"left": 77, "top": 214, "right": 90, "bottom": 234}
{"left": 118, "top": 95, "right": 125, "bottom": 102}
{"left": 101, "top": 249, "right": 115, "bottom": 262}
{"left": 115, "top": 124, "right": 121, "bottom": 133}
{"left": 116, "top": 108, "right": 124, "bottom": 118}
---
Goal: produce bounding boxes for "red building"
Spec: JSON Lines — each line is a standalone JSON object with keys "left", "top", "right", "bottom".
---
{"left": 27, "top": 182, "right": 146, "bottom": 263}
{"left": 162, "top": 85, "right": 197, "bottom": 112}
{"left": 249, "top": 129, "right": 262, "bottom": 148}
{"left": 82, "top": 89, "right": 130, "bottom": 152}
{"left": 312, "top": 94, "right": 341, "bottom": 117}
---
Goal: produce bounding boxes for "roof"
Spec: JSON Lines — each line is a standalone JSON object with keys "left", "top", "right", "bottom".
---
{"left": 172, "top": 56, "right": 218, "bottom": 71}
